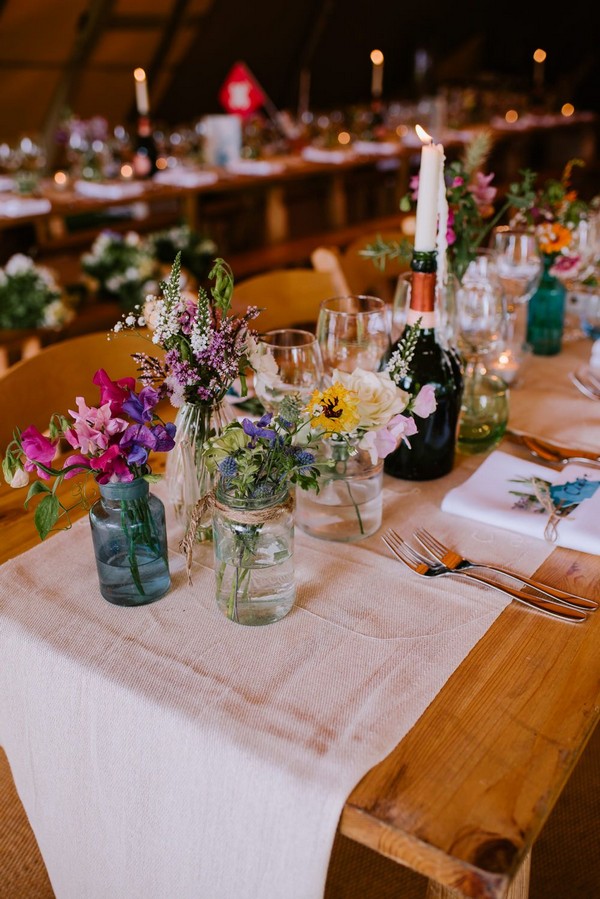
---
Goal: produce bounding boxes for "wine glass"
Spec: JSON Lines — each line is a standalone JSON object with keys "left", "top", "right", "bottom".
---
{"left": 492, "top": 227, "right": 543, "bottom": 347}
{"left": 316, "top": 295, "right": 391, "bottom": 377}
{"left": 253, "top": 329, "right": 324, "bottom": 414}
{"left": 455, "top": 262, "right": 508, "bottom": 454}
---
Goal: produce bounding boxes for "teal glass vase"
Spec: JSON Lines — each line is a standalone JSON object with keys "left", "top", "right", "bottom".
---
{"left": 89, "top": 478, "right": 171, "bottom": 606}
{"left": 526, "top": 255, "right": 566, "bottom": 356}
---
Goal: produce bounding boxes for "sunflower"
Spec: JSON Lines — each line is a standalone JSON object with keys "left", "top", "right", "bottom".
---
{"left": 305, "top": 383, "right": 360, "bottom": 434}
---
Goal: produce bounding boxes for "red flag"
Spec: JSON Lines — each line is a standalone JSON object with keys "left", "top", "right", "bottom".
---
{"left": 218, "top": 61, "right": 266, "bottom": 116}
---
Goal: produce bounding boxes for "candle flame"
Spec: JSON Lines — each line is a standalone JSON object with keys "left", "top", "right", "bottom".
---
{"left": 370, "top": 49, "right": 384, "bottom": 66}
{"left": 415, "top": 124, "right": 433, "bottom": 144}
{"left": 134, "top": 67, "right": 146, "bottom": 82}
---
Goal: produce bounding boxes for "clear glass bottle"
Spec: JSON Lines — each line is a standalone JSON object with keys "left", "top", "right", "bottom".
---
{"left": 212, "top": 483, "right": 295, "bottom": 626}
{"left": 295, "top": 440, "right": 383, "bottom": 542}
{"left": 89, "top": 478, "right": 171, "bottom": 606}
{"left": 166, "top": 400, "right": 234, "bottom": 540}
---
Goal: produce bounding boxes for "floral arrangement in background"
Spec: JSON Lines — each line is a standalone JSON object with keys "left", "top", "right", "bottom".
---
{"left": 361, "top": 131, "right": 536, "bottom": 283}
{"left": 0, "top": 253, "right": 75, "bottom": 330}
{"left": 510, "top": 159, "right": 595, "bottom": 280}
{"left": 2, "top": 368, "right": 176, "bottom": 539}
{"left": 81, "top": 230, "right": 158, "bottom": 311}
{"left": 113, "top": 252, "right": 259, "bottom": 407}
{"left": 147, "top": 224, "right": 218, "bottom": 284}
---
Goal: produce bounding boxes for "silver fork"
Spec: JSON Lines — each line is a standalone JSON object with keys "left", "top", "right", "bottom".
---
{"left": 569, "top": 370, "right": 600, "bottom": 401}
{"left": 381, "top": 530, "right": 587, "bottom": 623}
{"left": 414, "top": 528, "right": 597, "bottom": 612}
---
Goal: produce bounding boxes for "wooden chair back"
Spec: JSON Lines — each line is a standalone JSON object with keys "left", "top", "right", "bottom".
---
{"left": 0, "top": 330, "right": 163, "bottom": 451}
{"left": 232, "top": 268, "right": 339, "bottom": 334}
{"left": 313, "top": 227, "right": 414, "bottom": 304}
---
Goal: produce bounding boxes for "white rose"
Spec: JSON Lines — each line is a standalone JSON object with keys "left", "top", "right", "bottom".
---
{"left": 331, "top": 367, "right": 410, "bottom": 430}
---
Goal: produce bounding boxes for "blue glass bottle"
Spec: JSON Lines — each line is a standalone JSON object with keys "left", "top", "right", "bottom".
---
{"left": 526, "top": 255, "right": 566, "bottom": 356}
{"left": 89, "top": 479, "right": 171, "bottom": 606}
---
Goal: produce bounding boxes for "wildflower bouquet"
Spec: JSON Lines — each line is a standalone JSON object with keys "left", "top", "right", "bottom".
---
{"left": 0, "top": 253, "right": 75, "bottom": 330}
{"left": 509, "top": 159, "right": 591, "bottom": 279}
{"left": 114, "top": 252, "right": 260, "bottom": 536}
{"left": 2, "top": 368, "right": 176, "bottom": 537}
{"left": 81, "top": 230, "right": 158, "bottom": 311}
{"left": 361, "top": 131, "right": 536, "bottom": 284}
{"left": 2, "top": 369, "right": 177, "bottom": 603}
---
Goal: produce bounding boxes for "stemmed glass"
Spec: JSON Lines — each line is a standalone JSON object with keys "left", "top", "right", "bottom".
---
{"left": 491, "top": 227, "right": 543, "bottom": 347}
{"left": 316, "top": 295, "right": 391, "bottom": 377}
{"left": 455, "top": 259, "right": 509, "bottom": 454}
{"left": 253, "top": 329, "right": 324, "bottom": 414}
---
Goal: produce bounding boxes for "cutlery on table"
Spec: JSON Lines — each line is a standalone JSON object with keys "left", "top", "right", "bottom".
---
{"left": 569, "top": 368, "right": 600, "bottom": 401}
{"left": 413, "top": 528, "right": 597, "bottom": 612}
{"left": 505, "top": 429, "right": 600, "bottom": 467}
{"left": 381, "top": 530, "right": 587, "bottom": 623}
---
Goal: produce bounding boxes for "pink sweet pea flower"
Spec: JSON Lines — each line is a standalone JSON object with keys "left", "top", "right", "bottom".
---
{"left": 409, "top": 174, "right": 420, "bottom": 201}
{"left": 65, "top": 399, "right": 128, "bottom": 455}
{"left": 412, "top": 384, "right": 437, "bottom": 418}
{"left": 92, "top": 369, "right": 136, "bottom": 414}
{"left": 388, "top": 413, "right": 418, "bottom": 448}
{"left": 469, "top": 171, "right": 497, "bottom": 209}
{"left": 20, "top": 426, "right": 58, "bottom": 479}
{"left": 446, "top": 208, "right": 456, "bottom": 246}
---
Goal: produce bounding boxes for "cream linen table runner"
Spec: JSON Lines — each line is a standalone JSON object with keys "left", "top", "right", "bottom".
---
{"left": 0, "top": 459, "right": 557, "bottom": 899}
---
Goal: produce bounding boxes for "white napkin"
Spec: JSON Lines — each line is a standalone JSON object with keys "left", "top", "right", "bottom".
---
{"left": 152, "top": 168, "right": 219, "bottom": 188}
{"left": 0, "top": 196, "right": 51, "bottom": 216}
{"left": 301, "top": 146, "right": 355, "bottom": 164}
{"left": 224, "top": 159, "right": 286, "bottom": 176}
{"left": 353, "top": 141, "right": 399, "bottom": 155}
{"left": 441, "top": 450, "right": 600, "bottom": 554}
{"left": 74, "top": 180, "right": 145, "bottom": 200}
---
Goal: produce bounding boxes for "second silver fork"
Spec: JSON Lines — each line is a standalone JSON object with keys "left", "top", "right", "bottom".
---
{"left": 414, "top": 528, "right": 597, "bottom": 612}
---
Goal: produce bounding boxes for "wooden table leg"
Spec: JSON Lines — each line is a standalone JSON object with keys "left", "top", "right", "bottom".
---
{"left": 425, "top": 851, "right": 531, "bottom": 899}
{"left": 264, "top": 184, "right": 289, "bottom": 244}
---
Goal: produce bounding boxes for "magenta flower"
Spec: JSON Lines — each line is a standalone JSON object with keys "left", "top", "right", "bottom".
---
{"left": 409, "top": 174, "right": 420, "bottom": 201}
{"left": 20, "top": 426, "right": 58, "bottom": 479}
{"left": 92, "top": 369, "right": 136, "bottom": 414}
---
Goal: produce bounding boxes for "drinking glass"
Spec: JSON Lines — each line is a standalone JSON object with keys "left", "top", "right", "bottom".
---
{"left": 253, "top": 329, "right": 324, "bottom": 413}
{"left": 316, "top": 295, "right": 391, "bottom": 376}
{"left": 455, "top": 263, "right": 508, "bottom": 454}
{"left": 492, "top": 227, "right": 543, "bottom": 346}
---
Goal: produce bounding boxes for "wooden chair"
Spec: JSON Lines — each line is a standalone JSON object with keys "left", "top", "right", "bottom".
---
{"left": 0, "top": 329, "right": 43, "bottom": 375}
{"left": 0, "top": 329, "right": 164, "bottom": 451}
{"left": 232, "top": 268, "right": 339, "bottom": 334}
{"left": 312, "top": 223, "right": 415, "bottom": 304}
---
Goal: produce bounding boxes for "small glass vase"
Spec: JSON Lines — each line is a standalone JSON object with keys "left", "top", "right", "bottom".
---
{"left": 212, "top": 483, "right": 295, "bottom": 626}
{"left": 89, "top": 478, "right": 171, "bottom": 606}
{"left": 165, "top": 400, "right": 234, "bottom": 540}
{"left": 526, "top": 255, "right": 566, "bottom": 356}
{"left": 295, "top": 440, "right": 383, "bottom": 542}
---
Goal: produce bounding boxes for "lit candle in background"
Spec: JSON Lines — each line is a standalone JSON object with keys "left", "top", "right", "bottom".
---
{"left": 533, "top": 48, "right": 546, "bottom": 91}
{"left": 134, "top": 67, "right": 150, "bottom": 116}
{"left": 370, "top": 49, "right": 384, "bottom": 99}
{"left": 414, "top": 124, "right": 444, "bottom": 252}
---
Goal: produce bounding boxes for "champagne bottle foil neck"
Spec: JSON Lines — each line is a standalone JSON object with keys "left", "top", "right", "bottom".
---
{"left": 409, "top": 271, "right": 436, "bottom": 313}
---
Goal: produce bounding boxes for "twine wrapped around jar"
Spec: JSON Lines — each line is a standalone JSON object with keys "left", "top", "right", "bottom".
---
{"left": 180, "top": 490, "right": 295, "bottom": 583}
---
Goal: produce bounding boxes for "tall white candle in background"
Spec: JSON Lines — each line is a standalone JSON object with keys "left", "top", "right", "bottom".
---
{"left": 134, "top": 67, "right": 150, "bottom": 116}
{"left": 414, "top": 124, "right": 443, "bottom": 252}
{"left": 370, "top": 49, "right": 384, "bottom": 99}
{"left": 436, "top": 144, "right": 448, "bottom": 284}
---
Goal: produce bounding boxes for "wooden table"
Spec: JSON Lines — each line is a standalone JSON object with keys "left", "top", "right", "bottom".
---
{"left": 0, "top": 337, "right": 599, "bottom": 899}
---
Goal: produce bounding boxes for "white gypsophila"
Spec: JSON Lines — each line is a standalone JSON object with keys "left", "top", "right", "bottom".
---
{"left": 124, "top": 266, "right": 140, "bottom": 281}
{"left": 331, "top": 367, "right": 410, "bottom": 430}
{"left": 93, "top": 233, "right": 112, "bottom": 255}
{"left": 0, "top": 270, "right": 8, "bottom": 287}
{"left": 124, "top": 231, "right": 140, "bottom": 247}
{"left": 37, "top": 266, "right": 59, "bottom": 291}
{"left": 5, "top": 253, "right": 35, "bottom": 276}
